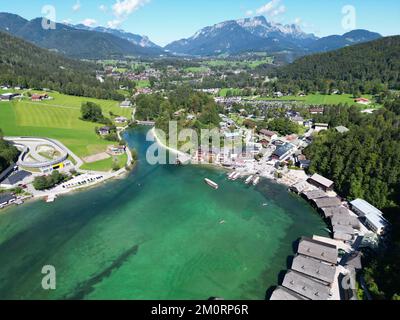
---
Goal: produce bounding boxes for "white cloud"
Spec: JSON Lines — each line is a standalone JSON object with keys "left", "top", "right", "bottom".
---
{"left": 107, "top": 0, "right": 149, "bottom": 29}
{"left": 294, "top": 17, "right": 302, "bottom": 25}
{"left": 245, "top": 10, "right": 254, "bottom": 16}
{"left": 99, "top": 4, "right": 108, "bottom": 13}
{"left": 72, "top": 0, "right": 81, "bottom": 12}
{"left": 81, "top": 18, "right": 97, "bottom": 27}
{"left": 62, "top": 18, "right": 73, "bottom": 25}
{"left": 256, "top": 0, "right": 286, "bottom": 19}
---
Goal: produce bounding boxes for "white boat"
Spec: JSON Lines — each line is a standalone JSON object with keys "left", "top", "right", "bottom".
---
{"left": 253, "top": 177, "right": 260, "bottom": 186}
{"left": 205, "top": 178, "right": 219, "bottom": 190}
{"left": 231, "top": 172, "right": 241, "bottom": 181}
{"left": 228, "top": 172, "right": 236, "bottom": 180}
{"left": 245, "top": 175, "right": 254, "bottom": 185}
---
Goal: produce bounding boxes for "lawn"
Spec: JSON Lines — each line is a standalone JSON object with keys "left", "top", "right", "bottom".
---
{"left": 184, "top": 66, "right": 210, "bottom": 73}
{"left": 254, "top": 94, "right": 381, "bottom": 107}
{"left": 135, "top": 80, "right": 151, "bottom": 88}
{"left": 219, "top": 88, "right": 243, "bottom": 97}
{"left": 80, "top": 154, "right": 128, "bottom": 172}
{"left": 0, "top": 92, "right": 132, "bottom": 166}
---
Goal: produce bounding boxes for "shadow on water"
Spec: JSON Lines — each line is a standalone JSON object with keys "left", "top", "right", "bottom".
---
{"left": 66, "top": 243, "right": 141, "bottom": 300}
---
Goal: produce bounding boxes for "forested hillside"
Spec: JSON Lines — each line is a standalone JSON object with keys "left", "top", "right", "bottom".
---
{"left": 0, "top": 31, "right": 124, "bottom": 100}
{"left": 303, "top": 102, "right": 400, "bottom": 300}
{"left": 0, "top": 129, "right": 19, "bottom": 173}
{"left": 273, "top": 36, "right": 400, "bottom": 94}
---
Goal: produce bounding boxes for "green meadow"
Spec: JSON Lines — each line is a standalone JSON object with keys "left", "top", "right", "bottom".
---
{"left": 0, "top": 92, "right": 132, "bottom": 171}
{"left": 254, "top": 93, "right": 380, "bottom": 107}
{"left": 135, "top": 80, "right": 151, "bottom": 88}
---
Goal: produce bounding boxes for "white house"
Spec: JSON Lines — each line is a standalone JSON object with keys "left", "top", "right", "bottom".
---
{"left": 350, "top": 199, "right": 389, "bottom": 235}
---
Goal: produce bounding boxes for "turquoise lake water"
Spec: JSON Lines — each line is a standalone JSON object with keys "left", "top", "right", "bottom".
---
{"left": 0, "top": 127, "right": 328, "bottom": 300}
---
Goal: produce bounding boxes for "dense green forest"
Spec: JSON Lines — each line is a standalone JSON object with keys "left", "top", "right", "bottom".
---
{"left": 303, "top": 101, "right": 400, "bottom": 300}
{"left": 0, "top": 129, "right": 19, "bottom": 173}
{"left": 135, "top": 86, "right": 222, "bottom": 136}
{"left": 0, "top": 31, "right": 124, "bottom": 100}
{"left": 271, "top": 36, "right": 400, "bottom": 95}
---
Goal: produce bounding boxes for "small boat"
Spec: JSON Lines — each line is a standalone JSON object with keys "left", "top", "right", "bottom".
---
{"left": 204, "top": 178, "right": 219, "bottom": 190}
{"left": 228, "top": 172, "right": 236, "bottom": 180}
{"left": 245, "top": 175, "right": 254, "bottom": 185}
{"left": 231, "top": 172, "right": 241, "bottom": 181}
{"left": 253, "top": 177, "right": 260, "bottom": 186}
{"left": 262, "top": 203, "right": 268, "bottom": 207}
{"left": 219, "top": 220, "right": 226, "bottom": 224}
{"left": 46, "top": 195, "right": 57, "bottom": 203}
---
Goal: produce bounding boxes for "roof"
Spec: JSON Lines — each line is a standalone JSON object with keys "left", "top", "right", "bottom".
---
{"left": 321, "top": 206, "right": 349, "bottom": 218}
{"left": 313, "top": 197, "right": 342, "bottom": 209}
{"left": 0, "top": 193, "right": 16, "bottom": 204}
{"left": 298, "top": 237, "right": 338, "bottom": 264}
{"left": 335, "top": 126, "right": 349, "bottom": 133}
{"left": 291, "top": 254, "right": 337, "bottom": 284}
{"left": 365, "top": 213, "right": 389, "bottom": 230}
{"left": 342, "top": 251, "right": 362, "bottom": 270}
{"left": 259, "top": 129, "right": 277, "bottom": 137}
{"left": 309, "top": 173, "right": 334, "bottom": 188}
{"left": 303, "top": 190, "right": 327, "bottom": 200}
{"left": 2, "top": 170, "right": 32, "bottom": 186}
{"left": 282, "top": 270, "right": 332, "bottom": 300}
{"left": 314, "top": 123, "right": 329, "bottom": 127}
{"left": 273, "top": 143, "right": 294, "bottom": 158}
{"left": 270, "top": 286, "right": 309, "bottom": 300}
{"left": 350, "top": 199, "right": 383, "bottom": 217}
{"left": 331, "top": 214, "right": 360, "bottom": 229}
{"left": 332, "top": 224, "right": 355, "bottom": 235}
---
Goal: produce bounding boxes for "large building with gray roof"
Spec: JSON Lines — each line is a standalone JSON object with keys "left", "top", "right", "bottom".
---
{"left": 291, "top": 254, "right": 337, "bottom": 285}
{"left": 270, "top": 286, "right": 309, "bottom": 300}
{"left": 297, "top": 237, "right": 338, "bottom": 264}
{"left": 281, "top": 270, "right": 332, "bottom": 300}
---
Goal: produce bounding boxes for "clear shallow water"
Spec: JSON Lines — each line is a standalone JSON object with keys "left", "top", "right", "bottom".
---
{"left": 0, "top": 127, "right": 328, "bottom": 300}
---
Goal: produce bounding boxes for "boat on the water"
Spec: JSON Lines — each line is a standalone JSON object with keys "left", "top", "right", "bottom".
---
{"left": 245, "top": 175, "right": 254, "bottom": 184}
{"left": 228, "top": 172, "right": 236, "bottom": 180}
{"left": 204, "top": 178, "right": 219, "bottom": 190}
{"left": 231, "top": 172, "right": 241, "bottom": 181}
{"left": 253, "top": 176, "right": 260, "bottom": 186}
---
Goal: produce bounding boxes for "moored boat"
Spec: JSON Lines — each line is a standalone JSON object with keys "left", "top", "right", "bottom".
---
{"left": 204, "top": 178, "right": 219, "bottom": 190}
{"left": 245, "top": 175, "right": 254, "bottom": 184}
{"left": 253, "top": 176, "right": 260, "bottom": 186}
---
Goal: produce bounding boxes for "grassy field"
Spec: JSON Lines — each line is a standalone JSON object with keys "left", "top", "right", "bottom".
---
{"left": 205, "top": 57, "right": 273, "bottom": 69}
{"left": 80, "top": 154, "right": 128, "bottom": 172}
{"left": 184, "top": 66, "right": 210, "bottom": 73}
{"left": 0, "top": 92, "right": 132, "bottom": 170}
{"left": 219, "top": 88, "right": 244, "bottom": 97}
{"left": 254, "top": 94, "right": 381, "bottom": 107}
{"left": 135, "top": 80, "right": 151, "bottom": 88}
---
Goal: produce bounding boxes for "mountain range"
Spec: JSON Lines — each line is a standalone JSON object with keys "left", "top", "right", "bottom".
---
{"left": 165, "top": 16, "right": 382, "bottom": 57}
{"left": 0, "top": 12, "right": 165, "bottom": 59}
{"left": 0, "top": 13, "right": 383, "bottom": 60}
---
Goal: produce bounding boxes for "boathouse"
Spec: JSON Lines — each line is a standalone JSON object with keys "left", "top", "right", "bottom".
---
{"left": 297, "top": 237, "right": 338, "bottom": 265}
{"left": 308, "top": 174, "right": 334, "bottom": 192}
{"left": 270, "top": 286, "right": 309, "bottom": 300}
{"left": 313, "top": 197, "right": 342, "bottom": 209}
{"left": 291, "top": 254, "right": 337, "bottom": 285}
{"left": 281, "top": 270, "right": 332, "bottom": 300}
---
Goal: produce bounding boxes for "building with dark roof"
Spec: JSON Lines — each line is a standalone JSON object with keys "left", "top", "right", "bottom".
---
{"left": 270, "top": 286, "right": 309, "bottom": 300}
{"left": 0, "top": 193, "right": 16, "bottom": 207}
{"left": 308, "top": 173, "right": 334, "bottom": 191}
{"left": 291, "top": 254, "right": 337, "bottom": 285}
{"left": 297, "top": 237, "right": 338, "bottom": 264}
{"left": 272, "top": 143, "right": 295, "bottom": 161}
{"left": 281, "top": 270, "right": 332, "bottom": 300}
{"left": 0, "top": 170, "right": 32, "bottom": 187}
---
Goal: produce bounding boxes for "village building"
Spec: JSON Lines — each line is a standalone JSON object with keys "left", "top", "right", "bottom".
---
{"left": 313, "top": 123, "right": 329, "bottom": 132}
{"left": 0, "top": 170, "right": 32, "bottom": 188}
{"left": 350, "top": 199, "right": 389, "bottom": 235}
{"left": 297, "top": 237, "right": 339, "bottom": 265}
{"left": 98, "top": 126, "right": 111, "bottom": 136}
{"left": 120, "top": 100, "right": 132, "bottom": 108}
{"left": 258, "top": 129, "right": 278, "bottom": 142}
{"left": 115, "top": 116, "right": 128, "bottom": 124}
{"left": 355, "top": 98, "right": 371, "bottom": 105}
{"left": 272, "top": 143, "right": 295, "bottom": 161}
{"left": 31, "top": 93, "right": 49, "bottom": 101}
{"left": 281, "top": 270, "right": 332, "bottom": 300}
{"left": 270, "top": 286, "right": 309, "bottom": 300}
{"left": 335, "top": 126, "right": 350, "bottom": 134}
{"left": 291, "top": 254, "right": 337, "bottom": 285}
{"left": 107, "top": 145, "right": 126, "bottom": 156}
{"left": 0, "top": 93, "right": 19, "bottom": 101}
{"left": 309, "top": 107, "right": 324, "bottom": 115}
{"left": 0, "top": 193, "right": 16, "bottom": 208}
{"left": 308, "top": 173, "right": 334, "bottom": 192}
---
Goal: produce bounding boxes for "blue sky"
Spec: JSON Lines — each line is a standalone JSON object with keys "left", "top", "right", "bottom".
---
{"left": 2, "top": 0, "right": 399, "bottom": 46}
